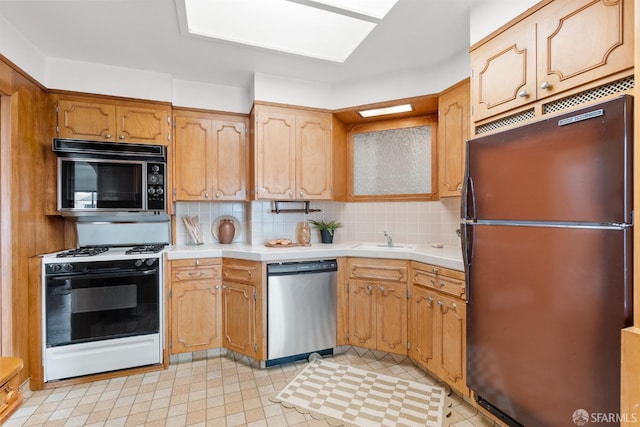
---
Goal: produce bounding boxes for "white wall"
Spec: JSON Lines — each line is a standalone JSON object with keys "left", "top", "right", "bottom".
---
{"left": 470, "top": 0, "right": 540, "bottom": 45}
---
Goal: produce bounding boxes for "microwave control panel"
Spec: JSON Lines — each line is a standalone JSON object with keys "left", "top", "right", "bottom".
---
{"left": 146, "top": 163, "right": 165, "bottom": 210}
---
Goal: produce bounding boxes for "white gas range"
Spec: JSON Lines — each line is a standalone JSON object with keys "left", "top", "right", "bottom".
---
{"left": 41, "top": 217, "right": 170, "bottom": 382}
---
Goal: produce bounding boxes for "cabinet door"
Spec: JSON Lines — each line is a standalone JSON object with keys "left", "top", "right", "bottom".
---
{"left": 115, "top": 105, "right": 170, "bottom": 144}
{"left": 174, "top": 116, "right": 213, "bottom": 200}
{"left": 438, "top": 81, "right": 469, "bottom": 197}
{"left": 409, "top": 285, "right": 436, "bottom": 371}
{"left": 436, "top": 294, "right": 467, "bottom": 394}
{"left": 535, "top": 0, "right": 633, "bottom": 99}
{"left": 57, "top": 100, "right": 116, "bottom": 140}
{"left": 222, "top": 282, "right": 256, "bottom": 356}
{"left": 296, "top": 113, "right": 332, "bottom": 199}
{"left": 471, "top": 18, "right": 536, "bottom": 121}
{"left": 171, "top": 280, "right": 222, "bottom": 354}
{"left": 376, "top": 281, "right": 407, "bottom": 355}
{"left": 348, "top": 280, "right": 377, "bottom": 350}
{"left": 212, "top": 120, "right": 248, "bottom": 200}
{"left": 255, "top": 109, "right": 296, "bottom": 199}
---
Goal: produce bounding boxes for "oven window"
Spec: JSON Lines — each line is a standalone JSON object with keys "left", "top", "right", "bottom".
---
{"left": 45, "top": 268, "right": 159, "bottom": 347}
{"left": 60, "top": 160, "right": 143, "bottom": 209}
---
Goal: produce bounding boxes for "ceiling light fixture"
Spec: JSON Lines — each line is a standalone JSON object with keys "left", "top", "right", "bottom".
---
{"left": 358, "top": 104, "right": 414, "bottom": 118}
{"left": 179, "top": 0, "right": 398, "bottom": 62}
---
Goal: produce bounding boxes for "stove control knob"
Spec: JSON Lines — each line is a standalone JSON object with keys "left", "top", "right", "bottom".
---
{"left": 134, "top": 259, "right": 144, "bottom": 268}
{"left": 61, "top": 263, "right": 73, "bottom": 272}
{"left": 51, "top": 264, "right": 62, "bottom": 272}
{"left": 148, "top": 187, "right": 156, "bottom": 195}
{"left": 146, "top": 258, "right": 156, "bottom": 266}
{"left": 156, "top": 187, "right": 164, "bottom": 195}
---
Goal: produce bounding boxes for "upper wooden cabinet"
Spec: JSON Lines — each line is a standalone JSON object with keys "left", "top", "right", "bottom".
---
{"left": 437, "top": 79, "right": 470, "bottom": 198}
{"left": 471, "top": 0, "right": 634, "bottom": 122}
{"left": 56, "top": 98, "right": 171, "bottom": 144}
{"left": 173, "top": 112, "right": 249, "bottom": 201}
{"left": 252, "top": 104, "right": 332, "bottom": 200}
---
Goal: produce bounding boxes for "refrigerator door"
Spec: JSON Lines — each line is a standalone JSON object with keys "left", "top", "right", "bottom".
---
{"left": 466, "top": 223, "right": 633, "bottom": 426}
{"left": 464, "top": 96, "right": 633, "bottom": 224}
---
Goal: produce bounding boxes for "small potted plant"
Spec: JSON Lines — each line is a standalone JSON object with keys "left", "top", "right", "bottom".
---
{"left": 308, "top": 219, "right": 343, "bottom": 244}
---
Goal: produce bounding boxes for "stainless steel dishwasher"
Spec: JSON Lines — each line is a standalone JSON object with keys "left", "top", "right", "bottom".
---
{"left": 266, "top": 259, "right": 337, "bottom": 366}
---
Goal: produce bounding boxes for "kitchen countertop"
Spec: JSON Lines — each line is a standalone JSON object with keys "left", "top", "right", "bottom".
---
{"left": 165, "top": 241, "right": 464, "bottom": 271}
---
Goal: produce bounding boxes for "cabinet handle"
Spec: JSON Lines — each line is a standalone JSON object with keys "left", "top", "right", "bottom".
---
{"left": 204, "top": 192, "right": 209, "bottom": 198}
{"left": 119, "top": 134, "right": 125, "bottom": 139}
{"left": 452, "top": 303, "right": 457, "bottom": 309}
{"left": 105, "top": 133, "right": 111, "bottom": 139}
{"left": 299, "top": 191, "right": 304, "bottom": 197}
{"left": 432, "top": 267, "right": 439, "bottom": 274}
{"left": 457, "top": 184, "right": 462, "bottom": 190}
{"left": 427, "top": 297, "right": 433, "bottom": 304}
{"left": 518, "top": 90, "right": 528, "bottom": 98}
{"left": 430, "top": 279, "right": 435, "bottom": 285}
{"left": 195, "top": 260, "right": 200, "bottom": 265}
{"left": 437, "top": 301, "right": 443, "bottom": 306}
{"left": 379, "top": 286, "right": 385, "bottom": 292}
{"left": 438, "top": 281, "right": 446, "bottom": 287}
{"left": 288, "top": 191, "right": 293, "bottom": 197}
{"left": 215, "top": 285, "right": 220, "bottom": 289}
{"left": 540, "top": 81, "right": 551, "bottom": 90}
{"left": 188, "top": 272, "right": 204, "bottom": 277}
{"left": 216, "top": 192, "right": 221, "bottom": 198}
{"left": 366, "top": 285, "right": 373, "bottom": 294}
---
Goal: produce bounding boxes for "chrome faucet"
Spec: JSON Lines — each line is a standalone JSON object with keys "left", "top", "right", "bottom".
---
{"left": 383, "top": 231, "right": 393, "bottom": 247}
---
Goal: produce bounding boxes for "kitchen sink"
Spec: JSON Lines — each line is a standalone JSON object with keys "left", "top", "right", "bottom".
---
{"left": 353, "top": 243, "right": 416, "bottom": 250}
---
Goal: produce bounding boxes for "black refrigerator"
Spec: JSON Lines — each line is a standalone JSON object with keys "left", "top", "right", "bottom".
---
{"left": 461, "top": 95, "right": 634, "bottom": 427}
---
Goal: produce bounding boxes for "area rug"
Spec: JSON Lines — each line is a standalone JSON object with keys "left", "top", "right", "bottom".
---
{"left": 272, "top": 360, "right": 446, "bottom": 426}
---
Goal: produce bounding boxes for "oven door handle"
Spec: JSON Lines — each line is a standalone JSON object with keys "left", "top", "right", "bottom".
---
{"left": 47, "top": 268, "right": 158, "bottom": 281}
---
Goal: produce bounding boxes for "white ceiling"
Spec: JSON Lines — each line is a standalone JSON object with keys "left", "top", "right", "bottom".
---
{"left": 0, "top": 0, "right": 477, "bottom": 90}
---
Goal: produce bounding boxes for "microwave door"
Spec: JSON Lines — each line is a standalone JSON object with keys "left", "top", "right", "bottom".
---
{"left": 59, "top": 159, "right": 144, "bottom": 211}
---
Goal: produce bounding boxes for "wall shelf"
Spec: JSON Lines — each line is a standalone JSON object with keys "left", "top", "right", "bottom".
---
{"left": 271, "top": 200, "right": 321, "bottom": 214}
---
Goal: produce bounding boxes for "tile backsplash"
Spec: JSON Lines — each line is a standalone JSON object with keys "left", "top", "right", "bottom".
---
{"left": 175, "top": 198, "right": 461, "bottom": 247}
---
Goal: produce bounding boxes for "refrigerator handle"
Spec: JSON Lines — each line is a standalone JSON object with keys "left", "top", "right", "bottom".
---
{"left": 461, "top": 222, "right": 473, "bottom": 303}
{"left": 461, "top": 176, "right": 476, "bottom": 220}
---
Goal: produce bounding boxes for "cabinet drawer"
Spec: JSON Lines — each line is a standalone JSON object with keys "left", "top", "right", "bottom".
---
{"left": 348, "top": 258, "right": 408, "bottom": 283}
{"left": 412, "top": 262, "right": 465, "bottom": 299}
{"left": 171, "top": 258, "right": 221, "bottom": 282}
{"left": 222, "top": 260, "right": 259, "bottom": 285}
{"left": 0, "top": 373, "right": 19, "bottom": 411}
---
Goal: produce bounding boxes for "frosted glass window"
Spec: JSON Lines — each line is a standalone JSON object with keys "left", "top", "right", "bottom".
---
{"left": 353, "top": 125, "right": 431, "bottom": 195}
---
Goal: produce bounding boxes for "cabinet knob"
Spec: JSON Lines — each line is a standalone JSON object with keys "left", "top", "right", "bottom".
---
{"left": 215, "top": 285, "right": 220, "bottom": 289}
{"left": 195, "top": 260, "right": 200, "bottom": 265}
{"left": 457, "top": 184, "right": 463, "bottom": 190}
{"left": 437, "top": 301, "right": 443, "bottom": 306}
{"left": 299, "top": 191, "right": 304, "bottom": 197}
{"left": 204, "top": 192, "right": 209, "bottom": 198}
{"left": 216, "top": 192, "right": 221, "bottom": 198}
{"left": 427, "top": 297, "right": 433, "bottom": 304}
{"left": 379, "top": 286, "right": 385, "bottom": 292}
{"left": 105, "top": 133, "right": 111, "bottom": 139}
{"left": 432, "top": 267, "right": 439, "bottom": 274}
{"left": 540, "top": 81, "right": 551, "bottom": 90}
{"left": 439, "top": 281, "right": 446, "bottom": 287}
{"left": 518, "top": 90, "right": 528, "bottom": 98}
{"left": 366, "top": 285, "right": 373, "bottom": 293}
{"left": 119, "top": 134, "right": 125, "bottom": 139}
{"left": 288, "top": 191, "right": 293, "bottom": 197}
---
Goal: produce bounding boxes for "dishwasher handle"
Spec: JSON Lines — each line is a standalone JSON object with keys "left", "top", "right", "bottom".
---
{"left": 267, "top": 259, "right": 338, "bottom": 276}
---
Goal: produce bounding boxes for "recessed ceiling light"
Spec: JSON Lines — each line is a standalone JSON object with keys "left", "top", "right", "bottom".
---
{"left": 358, "top": 104, "right": 414, "bottom": 118}
{"left": 299, "top": 0, "right": 399, "bottom": 20}
{"left": 182, "top": 0, "right": 390, "bottom": 62}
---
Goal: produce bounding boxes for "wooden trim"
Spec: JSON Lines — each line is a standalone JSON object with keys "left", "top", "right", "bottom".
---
{"left": 50, "top": 91, "right": 172, "bottom": 108}
{"left": 0, "top": 96, "right": 11, "bottom": 356}
{"left": 0, "top": 54, "right": 47, "bottom": 92}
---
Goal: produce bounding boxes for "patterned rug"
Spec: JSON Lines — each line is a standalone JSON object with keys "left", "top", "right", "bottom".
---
{"left": 273, "top": 360, "right": 446, "bottom": 426}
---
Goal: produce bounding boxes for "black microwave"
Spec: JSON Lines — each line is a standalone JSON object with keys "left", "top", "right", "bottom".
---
{"left": 53, "top": 139, "right": 167, "bottom": 215}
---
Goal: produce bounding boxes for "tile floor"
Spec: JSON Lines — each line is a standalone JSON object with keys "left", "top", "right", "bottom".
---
{"left": 6, "top": 348, "right": 496, "bottom": 427}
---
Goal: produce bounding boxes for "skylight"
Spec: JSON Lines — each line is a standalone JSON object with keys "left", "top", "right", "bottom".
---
{"left": 181, "top": 0, "right": 398, "bottom": 62}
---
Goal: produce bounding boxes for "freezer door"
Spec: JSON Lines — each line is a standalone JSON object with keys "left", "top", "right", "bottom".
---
{"left": 464, "top": 96, "right": 633, "bottom": 224}
{"left": 466, "top": 224, "right": 632, "bottom": 426}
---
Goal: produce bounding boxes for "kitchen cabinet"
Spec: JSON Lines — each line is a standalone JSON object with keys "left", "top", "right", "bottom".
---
{"left": 174, "top": 112, "right": 249, "bottom": 201}
{"left": 167, "top": 258, "right": 222, "bottom": 354}
{"left": 0, "top": 357, "right": 23, "bottom": 424}
{"left": 471, "top": 0, "right": 634, "bottom": 123}
{"left": 252, "top": 104, "right": 332, "bottom": 200}
{"left": 409, "top": 262, "right": 467, "bottom": 395}
{"left": 346, "top": 258, "right": 408, "bottom": 355}
{"left": 56, "top": 97, "right": 171, "bottom": 144}
{"left": 222, "top": 259, "right": 265, "bottom": 360}
{"left": 437, "top": 79, "right": 470, "bottom": 197}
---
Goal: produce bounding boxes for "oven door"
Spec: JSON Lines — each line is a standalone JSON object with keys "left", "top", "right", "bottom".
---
{"left": 58, "top": 158, "right": 144, "bottom": 211}
{"left": 45, "top": 267, "right": 159, "bottom": 347}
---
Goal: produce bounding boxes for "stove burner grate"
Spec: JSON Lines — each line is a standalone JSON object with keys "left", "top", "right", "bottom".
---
{"left": 125, "top": 244, "right": 166, "bottom": 255}
{"left": 57, "top": 246, "right": 110, "bottom": 258}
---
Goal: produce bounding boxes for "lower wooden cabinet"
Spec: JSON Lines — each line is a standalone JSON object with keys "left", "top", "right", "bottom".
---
{"left": 347, "top": 258, "right": 408, "bottom": 355}
{"left": 0, "top": 357, "right": 23, "bottom": 424}
{"left": 221, "top": 259, "right": 265, "bottom": 360}
{"left": 167, "top": 258, "right": 223, "bottom": 354}
{"left": 409, "top": 262, "right": 468, "bottom": 395}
